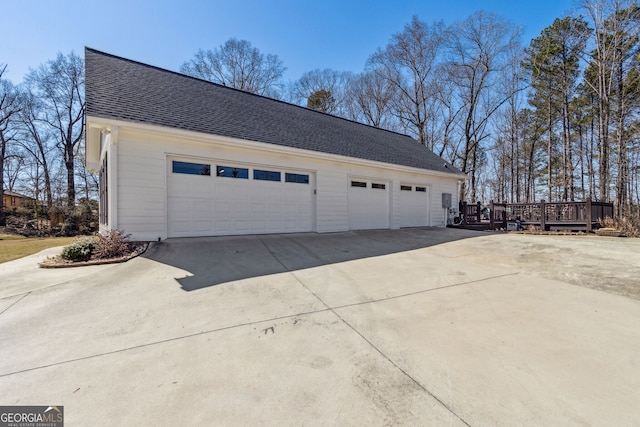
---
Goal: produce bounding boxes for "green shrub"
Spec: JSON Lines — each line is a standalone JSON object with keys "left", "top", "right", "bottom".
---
{"left": 60, "top": 236, "right": 97, "bottom": 261}
{"left": 93, "top": 230, "right": 133, "bottom": 260}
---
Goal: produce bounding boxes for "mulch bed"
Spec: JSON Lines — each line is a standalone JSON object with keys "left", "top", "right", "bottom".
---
{"left": 39, "top": 243, "right": 149, "bottom": 268}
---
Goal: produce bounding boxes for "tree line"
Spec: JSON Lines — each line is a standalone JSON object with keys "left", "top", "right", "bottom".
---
{"left": 0, "top": 53, "right": 88, "bottom": 230}
{"left": 181, "top": 0, "right": 640, "bottom": 218}
{"left": 1, "top": 0, "right": 639, "bottom": 231}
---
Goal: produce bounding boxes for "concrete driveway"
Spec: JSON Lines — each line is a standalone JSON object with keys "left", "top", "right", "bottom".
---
{"left": 1, "top": 228, "right": 639, "bottom": 426}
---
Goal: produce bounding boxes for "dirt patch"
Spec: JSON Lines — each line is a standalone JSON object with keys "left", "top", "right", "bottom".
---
{"left": 456, "top": 233, "right": 640, "bottom": 301}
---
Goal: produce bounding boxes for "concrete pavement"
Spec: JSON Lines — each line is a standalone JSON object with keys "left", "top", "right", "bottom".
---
{"left": 1, "top": 228, "right": 639, "bottom": 426}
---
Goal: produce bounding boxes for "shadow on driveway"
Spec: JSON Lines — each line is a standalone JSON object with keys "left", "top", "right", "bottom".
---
{"left": 143, "top": 228, "right": 486, "bottom": 291}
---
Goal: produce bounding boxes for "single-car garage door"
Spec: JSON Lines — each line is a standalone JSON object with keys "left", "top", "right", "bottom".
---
{"left": 348, "top": 178, "right": 390, "bottom": 230}
{"left": 399, "top": 184, "right": 430, "bottom": 227}
{"left": 167, "top": 158, "right": 314, "bottom": 237}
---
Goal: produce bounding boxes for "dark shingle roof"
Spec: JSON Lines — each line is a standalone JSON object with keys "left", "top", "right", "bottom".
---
{"left": 85, "top": 48, "right": 461, "bottom": 175}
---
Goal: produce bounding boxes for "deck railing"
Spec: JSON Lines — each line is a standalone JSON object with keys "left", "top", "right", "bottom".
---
{"left": 459, "top": 199, "right": 614, "bottom": 231}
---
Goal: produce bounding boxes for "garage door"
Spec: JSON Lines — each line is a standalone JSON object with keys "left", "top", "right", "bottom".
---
{"left": 167, "top": 159, "right": 314, "bottom": 237}
{"left": 399, "top": 184, "right": 430, "bottom": 227}
{"left": 348, "top": 179, "right": 389, "bottom": 230}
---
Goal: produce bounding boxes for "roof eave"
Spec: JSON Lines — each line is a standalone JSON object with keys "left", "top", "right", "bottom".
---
{"left": 85, "top": 115, "right": 466, "bottom": 179}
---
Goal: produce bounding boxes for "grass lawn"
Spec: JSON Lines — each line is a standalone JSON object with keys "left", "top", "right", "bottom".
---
{"left": 0, "top": 235, "right": 77, "bottom": 264}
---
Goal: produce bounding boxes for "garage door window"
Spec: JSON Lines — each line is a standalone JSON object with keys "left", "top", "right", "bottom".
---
{"left": 372, "top": 183, "right": 386, "bottom": 189}
{"left": 351, "top": 181, "right": 366, "bottom": 188}
{"left": 285, "top": 173, "right": 309, "bottom": 184}
{"left": 254, "top": 169, "right": 281, "bottom": 181}
{"left": 401, "top": 185, "right": 412, "bottom": 191}
{"left": 173, "top": 161, "right": 211, "bottom": 176}
{"left": 217, "top": 165, "right": 248, "bottom": 179}
{"left": 416, "top": 186, "right": 427, "bottom": 192}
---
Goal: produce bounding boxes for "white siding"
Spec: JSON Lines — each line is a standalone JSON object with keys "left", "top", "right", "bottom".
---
{"left": 96, "top": 124, "right": 461, "bottom": 240}
{"left": 116, "top": 131, "right": 167, "bottom": 240}
{"left": 316, "top": 167, "right": 349, "bottom": 232}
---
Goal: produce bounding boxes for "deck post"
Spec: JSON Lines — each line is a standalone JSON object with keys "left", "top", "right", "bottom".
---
{"left": 476, "top": 201, "right": 482, "bottom": 223}
{"left": 462, "top": 201, "right": 468, "bottom": 225}
{"left": 540, "top": 199, "right": 546, "bottom": 231}
{"left": 489, "top": 200, "right": 495, "bottom": 230}
{"left": 586, "top": 197, "right": 592, "bottom": 232}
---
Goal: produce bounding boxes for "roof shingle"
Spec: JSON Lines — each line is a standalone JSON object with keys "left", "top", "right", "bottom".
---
{"left": 85, "top": 48, "right": 461, "bottom": 175}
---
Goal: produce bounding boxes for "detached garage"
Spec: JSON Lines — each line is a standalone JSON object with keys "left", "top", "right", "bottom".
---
{"left": 85, "top": 48, "right": 465, "bottom": 241}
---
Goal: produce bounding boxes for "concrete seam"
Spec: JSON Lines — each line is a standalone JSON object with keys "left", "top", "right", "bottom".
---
{"left": 330, "top": 308, "right": 472, "bottom": 427}
{"left": 258, "top": 235, "right": 472, "bottom": 426}
{"left": 0, "top": 265, "right": 120, "bottom": 300}
{"left": 256, "top": 235, "right": 333, "bottom": 309}
{"left": 0, "top": 308, "right": 332, "bottom": 379}
{"left": 332, "top": 272, "right": 521, "bottom": 311}
{"left": 0, "top": 292, "right": 31, "bottom": 316}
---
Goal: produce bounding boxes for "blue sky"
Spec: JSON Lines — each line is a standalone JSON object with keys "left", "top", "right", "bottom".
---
{"left": 1, "top": 0, "right": 576, "bottom": 84}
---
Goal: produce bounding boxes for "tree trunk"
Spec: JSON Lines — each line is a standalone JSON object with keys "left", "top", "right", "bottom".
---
{"left": 547, "top": 96, "right": 553, "bottom": 201}
{"left": 615, "top": 50, "right": 627, "bottom": 216}
{"left": 0, "top": 134, "right": 6, "bottom": 227}
{"left": 66, "top": 158, "right": 75, "bottom": 209}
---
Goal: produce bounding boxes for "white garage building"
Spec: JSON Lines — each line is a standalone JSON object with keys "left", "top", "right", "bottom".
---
{"left": 85, "top": 48, "right": 465, "bottom": 241}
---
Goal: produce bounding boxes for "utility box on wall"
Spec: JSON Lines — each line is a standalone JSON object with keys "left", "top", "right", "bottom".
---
{"left": 442, "top": 193, "right": 452, "bottom": 209}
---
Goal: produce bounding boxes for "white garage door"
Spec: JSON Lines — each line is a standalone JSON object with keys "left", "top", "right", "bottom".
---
{"left": 348, "top": 179, "right": 390, "bottom": 230}
{"left": 399, "top": 184, "right": 430, "bottom": 227}
{"left": 167, "top": 159, "right": 314, "bottom": 237}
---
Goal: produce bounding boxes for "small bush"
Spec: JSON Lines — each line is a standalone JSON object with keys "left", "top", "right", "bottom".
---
{"left": 60, "top": 236, "right": 97, "bottom": 261}
{"left": 93, "top": 230, "right": 133, "bottom": 260}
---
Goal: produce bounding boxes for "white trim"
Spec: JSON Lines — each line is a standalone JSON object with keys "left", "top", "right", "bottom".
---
{"left": 108, "top": 127, "right": 119, "bottom": 231}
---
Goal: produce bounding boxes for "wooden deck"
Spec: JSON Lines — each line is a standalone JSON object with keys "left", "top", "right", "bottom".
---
{"left": 457, "top": 199, "right": 614, "bottom": 232}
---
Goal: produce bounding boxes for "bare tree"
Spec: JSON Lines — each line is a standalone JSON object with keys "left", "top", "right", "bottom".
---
{"left": 25, "top": 52, "right": 85, "bottom": 212}
{"left": 368, "top": 16, "right": 445, "bottom": 145}
{"left": 345, "top": 70, "right": 398, "bottom": 129}
{"left": 0, "top": 65, "right": 22, "bottom": 226}
{"left": 181, "top": 38, "right": 286, "bottom": 97}
{"left": 432, "top": 73, "right": 464, "bottom": 160}
{"left": 580, "top": 0, "right": 640, "bottom": 206}
{"left": 445, "top": 11, "right": 523, "bottom": 202}
{"left": 75, "top": 144, "right": 98, "bottom": 202}
{"left": 291, "top": 68, "right": 353, "bottom": 116}
{"left": 2, "top": 146, "right": 25, "bottom": 193}
{"left": 15, "top": 89, "right": 57, "bottom": 210}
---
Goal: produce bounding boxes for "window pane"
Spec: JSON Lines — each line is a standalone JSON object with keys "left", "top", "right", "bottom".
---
{"left": 372, "top": 183, "right": 386, "bottom": 190}
{"left": 173, "top": 161, "right": 211, "bottom": 175}
{"left": 254, "top": 169, "right": 281, "bottom": 182}
{"left": 217, "top": 165, "right": 249, "bottom": 179}
{"left": 401, "top": 185, "right": 412, "bottom": 191}
{"left": 351, "top": 181, "right": 366, "bottom": 188}
{"left": 285, "top": 173, "right": 309, "bottom": 184}
{"left": 416, "top": 186, "right": 427, "bottom": 192}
